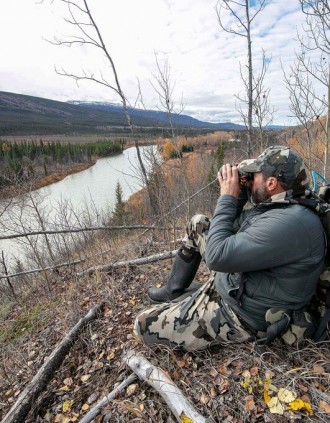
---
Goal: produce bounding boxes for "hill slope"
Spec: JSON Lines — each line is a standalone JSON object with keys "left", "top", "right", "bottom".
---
{"left": 0, "top": 91, "right": 244, "bottom": 136}
{"left": 70, "top": 100, "right": 245, "bottom": 131}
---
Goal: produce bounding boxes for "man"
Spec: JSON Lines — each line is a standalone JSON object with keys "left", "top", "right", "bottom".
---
{"left": 134, "top": 146, "right": 325, "bottom": 351}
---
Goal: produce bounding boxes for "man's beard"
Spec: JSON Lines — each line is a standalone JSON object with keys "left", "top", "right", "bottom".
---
{"left": 251, "top": 181, "right": 270, "bottom": 203}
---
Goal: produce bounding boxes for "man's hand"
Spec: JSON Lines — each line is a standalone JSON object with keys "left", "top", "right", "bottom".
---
{"left": 218, "top": 164, "right": 240, "bottom": 198}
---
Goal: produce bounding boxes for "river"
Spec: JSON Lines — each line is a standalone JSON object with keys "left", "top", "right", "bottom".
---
{"left": 0, "top": 145, "right": 157, "bottom": 270}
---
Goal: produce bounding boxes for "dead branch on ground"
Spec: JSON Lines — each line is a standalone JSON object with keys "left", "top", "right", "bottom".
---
{"left": 78, "top": 373, "right": 138, "bottom": 423}
{"left": 123, "top": 350, "right": 214, "bottom": 423}
{"left": 0, "top": 225, "right": 162, "bottom": 240}
{"left": 76, "top": 250, "right": 178, "bottom": 278}
{"left": 0, "top": 258, "right": 86, "bottom": 280}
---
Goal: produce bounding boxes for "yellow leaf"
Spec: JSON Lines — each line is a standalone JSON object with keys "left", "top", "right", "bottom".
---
{"left": 179, "top": 412, "right": 194, "bottom": 423}
{"left": 287, "top": 398, "right": 313, "bottom": 416}
{"left": 139, "top": 403, "right": 145, "bottom": 411}
{"left": 126, "top": 383, "right": 138, "bottom": 395}
{"left": 278, "top": 388, "right": 297, "bottom": 403}
{"left": 240, "top": 381, "right": 250, "bottom": 390}
{"left": 268, "top": 397, "right": 284, "bottom": 415}
{"left": 287, "top": 398, "right": 304, "bottom": 411}
{"left": 82, "top": 403, "right": 89, "bottom": 411}
{"left": 58, "top": 385, "right": 69, "bottom": 392}
{"left": 264, "top": 387, "right": 271, "bottom": 404}
{"left": 81, "top": 374, "right": 91, "bottom": 382}
{"left": 62, "top": 400, "right": 73, "bottom": 413}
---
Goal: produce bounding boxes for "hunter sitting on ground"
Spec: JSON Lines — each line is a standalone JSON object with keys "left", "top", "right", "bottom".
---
{"left": 134, "top": 146, "right": 325, "bottom": 351}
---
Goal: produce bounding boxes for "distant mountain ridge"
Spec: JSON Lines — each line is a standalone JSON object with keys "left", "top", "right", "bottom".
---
{"left": 0, "top": 91, "right": 283, "bottom": 136}
{"left": 69, "top": 100, "right": 245, "bottom": 131}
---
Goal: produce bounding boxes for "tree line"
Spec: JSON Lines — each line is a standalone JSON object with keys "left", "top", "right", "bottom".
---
{"left": 0, "top": 138, "right": 125, "bottom": 190}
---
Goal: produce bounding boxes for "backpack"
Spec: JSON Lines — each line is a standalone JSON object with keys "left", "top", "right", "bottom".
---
{"left": 264, "top": 183, "right": 330, "bottom": 346}
{"left": 306, "top": 184, "right": 330, "bottom": 343}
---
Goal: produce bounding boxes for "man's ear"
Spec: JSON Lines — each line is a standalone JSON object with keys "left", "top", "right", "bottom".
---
{"left": 266, "top": 177, "right": 279, "bottom": 192}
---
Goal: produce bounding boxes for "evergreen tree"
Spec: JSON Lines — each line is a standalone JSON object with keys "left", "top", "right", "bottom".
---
{"left": 113, "top": 181, "right": 125, "bottom": 224}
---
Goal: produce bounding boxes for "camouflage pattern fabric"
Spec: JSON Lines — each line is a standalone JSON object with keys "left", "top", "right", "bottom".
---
{"left": 134, "top": 274, "right": 252, "bottom": 351}
{"left": 239, "top": 145, "right": 309, "bottom": 194}
{"left": 183, "top": 214, "right": 211, "bottom": 256}
{"left": 265, "top": 308, "right": 315, "bottom": 346}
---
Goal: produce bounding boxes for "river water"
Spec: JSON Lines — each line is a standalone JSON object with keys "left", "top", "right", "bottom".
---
{"left": 0, "top": 145, "right": 157, "bottom": 270}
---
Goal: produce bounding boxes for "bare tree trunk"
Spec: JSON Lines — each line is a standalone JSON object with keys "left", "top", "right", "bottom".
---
{"left": 1, "top": 250, "right": 17, "bottom": 299}
{"left": 216, "top": 0, "right": 267, "bottom": 158}
{"left": 325, "top": 67, "right": 330, "bottom": 179}
{"left": 1, "top": 303, "right": 106, "bottom": 423}
{"left": 246, "top": 1, "right": 253, "bottom": 158}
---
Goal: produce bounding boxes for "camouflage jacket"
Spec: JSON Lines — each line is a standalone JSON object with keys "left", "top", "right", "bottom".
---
{"left": 205, "top": 189, "right": 325, "bottom": 331}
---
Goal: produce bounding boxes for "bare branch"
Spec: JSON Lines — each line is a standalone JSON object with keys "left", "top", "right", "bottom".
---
{"left": 0, "top": 225, "right": 164, "bottom": 240}
{"left": 76, "top": 249, "right": 178, "bottom": 278}
{"left": 78, "top": 373, "right": 138, "bottom": 423}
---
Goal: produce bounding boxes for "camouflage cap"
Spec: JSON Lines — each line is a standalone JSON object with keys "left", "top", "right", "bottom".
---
{"left": 239, "top": 145, "right": 309, "bottom": 194}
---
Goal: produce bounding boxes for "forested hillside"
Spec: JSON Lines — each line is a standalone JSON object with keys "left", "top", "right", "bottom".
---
{"left": 0, "top": 91, "right": 245, "bottom": 136}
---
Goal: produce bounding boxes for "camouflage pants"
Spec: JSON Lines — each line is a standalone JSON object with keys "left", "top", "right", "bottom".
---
{"left": 133, "top": 215, "right": 252, "bottom": 351}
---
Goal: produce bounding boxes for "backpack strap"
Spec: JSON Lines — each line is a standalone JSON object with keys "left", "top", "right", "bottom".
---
{"left": 313, "top": 287, "right": 330, "bottom": 343}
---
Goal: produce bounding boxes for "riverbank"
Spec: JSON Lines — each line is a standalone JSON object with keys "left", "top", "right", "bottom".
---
{"left": 0, "top": 161, "right": 96, "bottom": 200}
{"left": 31, "top": 161, "right": 96, "bottom": 190}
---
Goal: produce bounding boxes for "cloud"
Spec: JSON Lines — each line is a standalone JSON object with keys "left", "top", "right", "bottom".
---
{"left": 0, "top": 0, "right": 324, "bottom": 126}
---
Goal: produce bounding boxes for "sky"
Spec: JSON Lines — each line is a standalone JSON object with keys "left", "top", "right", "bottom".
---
{"left": 0, "top": 0, "right": 320, "bottom": 126}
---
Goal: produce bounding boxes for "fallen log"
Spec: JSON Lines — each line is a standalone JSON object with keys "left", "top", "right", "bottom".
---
{"left": 76, "top": 249, "right": 178, "bottom": 278}
{"left": 123, "top": 350, "right": 214, "bottom": 423}
{"left": 0, "top": 225, "right": 163, "bottom": 240}
{"left": 1, "top": 303, "right": 107, "bottom": 423}
{"left": 0, "top": 258, "right": 86, "bottom": 280}
{"left": 78, "top": 373, "right": 137, "bottom": 423}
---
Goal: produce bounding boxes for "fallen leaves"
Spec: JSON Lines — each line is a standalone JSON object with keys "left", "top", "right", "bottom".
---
{"left": 278, "top": 388, "right": 297, "bottom": 403}
{"left": 245, "top": 395, "right": 256, "bottom": 413}
{"left": 239, "top": 368, "right": 315, "bottom": 418}
{"left": 200, "top": 392, "right": 210, "bottom": 405}
{"left": 319, "top": 399, "right": 330, "bottom": 413}
{"left": 263, "top": 384, "right": 313, "bottom": 416}
{"left": 179, "top": 412, "right": 194, "bottom": 423}
{"left": 126, "top": 383, "right": 138, "bottom": 396}
{"left": 62, "top": 399, "right": 74, "bottom": 413}
{"left": 80, "top": 374, "right": 91, "bottom": 383}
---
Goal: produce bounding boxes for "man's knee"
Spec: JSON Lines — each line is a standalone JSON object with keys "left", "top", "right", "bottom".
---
{"left": 186, "top": 214, "right": 210, "bottom": 238}
{"left": 133, "top": 306, "right": 170, "bottom": 347}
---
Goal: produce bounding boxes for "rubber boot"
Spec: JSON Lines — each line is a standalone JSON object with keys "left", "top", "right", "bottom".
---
{"left": 148, "top": 247, "right": 202, "bottom": 303}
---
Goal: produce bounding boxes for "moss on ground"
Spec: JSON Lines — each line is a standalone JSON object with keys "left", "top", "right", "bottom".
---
{"left": 0, "top": 303, "right": 50, "bottom": 344}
